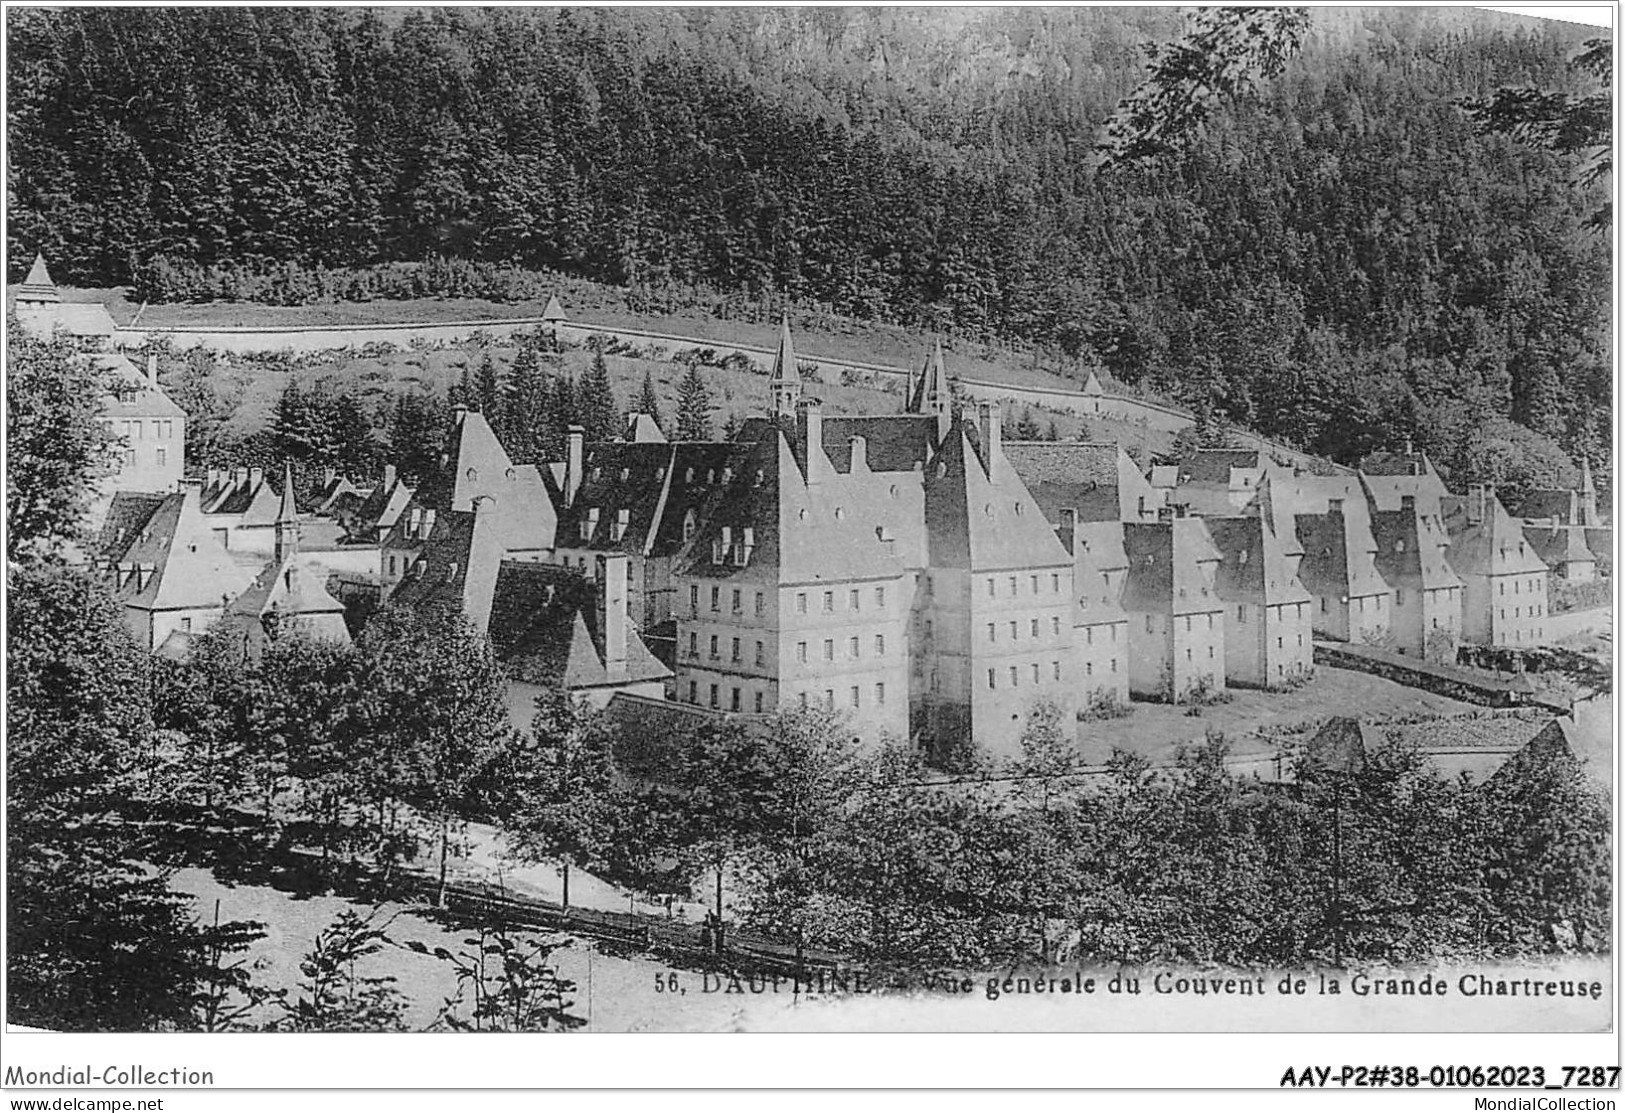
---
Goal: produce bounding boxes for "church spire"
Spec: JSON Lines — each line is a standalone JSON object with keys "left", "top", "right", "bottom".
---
{"left": 769, "top": 315, "right": 801, "bottom": 418}
{"left": 274, "top": 461, "right": 301, "bottom": 564}
{"left": 908, "top": 337, "right": 952, "bottom": 418}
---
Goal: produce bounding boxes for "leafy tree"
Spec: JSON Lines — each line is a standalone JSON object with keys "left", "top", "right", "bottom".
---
{"left": 358, "top": 603, "right": 511, "bottom": 905}
{"left": 675, "top": 362, "right": 713, "bottom": 441}
{"left": 6, "top": 326, "right": 118, "bottom": 561}
{"left": 277, "top": 909, "right": 409, "bottom": 1032}
{"left": 421, "top": 920, "right": 582, "bottom": 1032}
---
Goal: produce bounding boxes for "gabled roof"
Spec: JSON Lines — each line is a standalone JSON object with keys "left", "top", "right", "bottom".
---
{"left": 109, "top": 488, "right": 258, "bottom": 613}
{"left": 1005, "top": 442, "right": 1159, "bottom": 524}
{"left": 440, "top": 410, "right": 557, "bottom": 550}
{"left": 1522, "top": 523, "right": 1596, "bottom": 567}
{"left": 226, "top": 556, "right": 349, "bottom": 624}
{"left": 348, "top": 475, "right": 415, "bottom": 537}
{"left": 1485, "top": 716, "right": 1581, "bottom": 791}
{"left": 386, "top": 509, "right": 477, "bottom": 611}
{"left": 487, "top": 562, "right": 670, "bottom": 690}
{"left": 769, "top": 315, "right": 798, "bottom": 387}
{"left": 92, "top": 354, "right": 185, "bottom": 419}
{"left": 1442, "top": 491, "right": 1549, "bottom": 578}
{"left": 1306, "top": 717, "right": 1382, "bottom": 774}
{"left": 96, "top": 491, "right": 167, "bottom": 563}
{"left": 542, "top": 294, "right": 567, "bottom": 322}
{"left": 625, "top": 412, "right": 667, "bottom": 443}
{"left": 923, "top": 421, "right": 1072, "bottom": 573}
{"left": 1205, "top": 512, "right": 1311, "bottom": 606}
{"left": 56, "top": 303, "right": 118, "bottom": 338}
{"left": 1177, "top": 448, "right": 1270, "bottom": 485}
{"left": 1295, "top": 494, "right": 1389, "bottom": 599}
{"left": 820, "top": 415, "right": 938, "bottom": 474}
{"left": 1506, "top": 488, "right": 1578, "bottom": 524}
{"left": 1364, "top": 476, "right": 1461, "bottom": 592}
{"left": 557, "top": 441, "right": 693, "bottom": 556}
{"left": 1121, "top": 517, "right": 1223, "bottom": 614}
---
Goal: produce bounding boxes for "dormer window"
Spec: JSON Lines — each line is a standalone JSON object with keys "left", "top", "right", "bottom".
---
{"left": 1239, "top": 549, "right": 1249, "bottom": 565}
{"left": 621, "top": 467, "right": 630, "bottom": 481}
{"left": 685, "top": 468, "right": 695, "bottom": 484}
{"left": 1396, "top": 538, "right": 1406, "bottom": 552}
{"left": 466, "top": 467, "right": 478, "bottom": 481}
{"left": 682, "top": 509, "right": 697, "bottom": 542}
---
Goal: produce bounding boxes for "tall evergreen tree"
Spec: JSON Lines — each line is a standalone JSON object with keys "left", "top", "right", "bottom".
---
{"left": 634, "top": 367, "right": 664, "bottom": 432}
{"left": 577, "top": 348, "right": 617, "bottom": 442}
{"left": 675, "top": 363, "right": 713, "bottom": 441}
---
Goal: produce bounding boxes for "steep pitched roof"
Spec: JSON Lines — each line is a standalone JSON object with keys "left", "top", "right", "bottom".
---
{"left": 1205, "top": 513, "right": 1311, "bottom": 606}
{"left": 769, "top": 315, "right": 798, "bottom": 388}
{"left": 440, "top": 411, "right": 557, "bottom": 550}
{"left": 923, "top": 421, "right": 1072, "bottom": 573}
{"left": 557, "top": 441, "right": 690, "bottom": 556}
{"left": 1306, "top": 717, "right": 1382, "bottom": 774}
{"left": 16, "top": 254, "right": 59, "bottom": 302}
{"left": 819, "top": 415, "right": 938, "bottom": 474}
{"left": 1294, "top": 495, "right": 1389, "bottom": 600}
{"left": 386, "top": 509, "right": 477, "bottom": 612}
{"left": 1366, "top": 481, "right": 1462, "bottom": 592}
{"left": 1005, "top": 442, "right": 1159, "bottom": 524}
{"left": 1523, "top": 524, "right": 1596, "bottom": 567}
{"left": 96, "top": 491, "right": 167, "bottom": 563}
{"left": 109, "top": 488, "right": 259, "bottom": 613}
{"left": 225, "top": 557, "right": 349, "bottom": 625}
{"left": 487, "top": 562, "right": 670, "bottom": 689}
{"left": 1443, "top": 491, "right": 1549, "bottom": 578}
{"left": 542, "top": 294, "right": 567, "bottom": 322}
{"left": 907, "top": 338, "right": 953, "bottom": 414}
{"left": 1121, "top": 517, "right": 1223, "bottom": 614}
{"left": 1506, "top": 488, "right": 1578, "bottom": 524}
{"left": 93, "top": 354, "right": 185, "bottom": 420}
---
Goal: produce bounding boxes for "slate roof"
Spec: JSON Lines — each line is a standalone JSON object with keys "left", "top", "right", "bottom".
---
{"left": 1485, "top": 716, "right": 1581, "bottom": 791}
{"left": 346, "top": 474, "right": 415, "bottom": 539}
{"left": 96, "top": 491, "right": 167, "bottom": 562}
{"left": 93, "top": 354, "right": 185, "bottom": 420}
{"left": 387, "top": 509, "right": 477, "bottom": 612}
{"left": 1442, "top": 491, "right": 1549, "bottom": 578}
{"left": 487, "top": 562, "right": 670, "bottom": 689}
{"left": 1177, "top": 448, "right": 1270, "bottom": 485}
{"left": 1294, "top": 493, "right": 1389, "bottom": 600}
{"left": 1306, "top": 717, "right": 1382, "bottom": 774}
{"left": 1072, "top": 520, "right": 1130, "bottom": 625}
{"left": 1507, "top": 488, "right": 1579, "bottom": 524}
{"left": 1366, "top": 480, "right": 1461, "bottom": 592}
{"left": 1205, "top": 512, "right": 1311, "bottom": 607}
{"left": 907, "top": 338, "right": 953, "bottom": 415}
{"left": 56, "top": 302, "right": 118, "bottom": 338}
{"left": 441, "top": 411, "right": 557, "bottom": 550}
{"left": 16, "top": 254, "right": 59, "bottom": 302}
{"left": 108, "top": 488, "right": 258, "bottom": 613}
{"left": 820, "top": 415, "right": 938, "bottom": 474}
{"left": 1523, "top": 524, "right": 1596, "bottom": 568}
{"left": 1121, "top": 517, "right": 1223, "bottom": 614}
{"left": 922, "top": 421, "right": 1072, "bottom": 573}
{"left": 1005, "top": 442, "right": 1159, "bottom": 524}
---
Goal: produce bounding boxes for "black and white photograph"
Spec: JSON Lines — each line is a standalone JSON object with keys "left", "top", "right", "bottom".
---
{"left": 1, "top": 0, "right": 1616, "bottom": 1098}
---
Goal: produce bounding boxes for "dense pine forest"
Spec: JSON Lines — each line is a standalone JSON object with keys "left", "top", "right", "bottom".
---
{"left": 5, "top": 7, "right": 1611, "bottom": 476}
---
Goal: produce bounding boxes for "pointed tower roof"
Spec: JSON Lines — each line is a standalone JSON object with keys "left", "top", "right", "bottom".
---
{"left": 276, "top": 462, "right": 300, "bottom": 525}
{"left": 1081, "top": 368, "right": 1105, "bottom": 397}
{"left": 908, "top": 337, "right": 952, "bottom": 415}
{"left": 769, "top": 315, "right": 798, "bottom": 385}
{"left": 542, "top": 293, "right": 567, "bottom": 322}
{"left": 16, "top": 254, "right": 60, "bottom": 304}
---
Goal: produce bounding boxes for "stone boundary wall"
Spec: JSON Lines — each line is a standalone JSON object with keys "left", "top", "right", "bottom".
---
{"left": 1312, "top": 641, "right": 1567, "bottom": 712}
{"left": 115, "top": 314, "right": 1326, "bottom": 468}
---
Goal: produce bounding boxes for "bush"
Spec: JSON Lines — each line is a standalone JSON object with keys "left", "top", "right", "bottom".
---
{"left": 1078, "top": 689, "right": 1135, "bottom": 721}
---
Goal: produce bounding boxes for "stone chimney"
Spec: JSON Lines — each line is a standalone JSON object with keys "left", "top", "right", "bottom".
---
{"left": 421, "top": 508, "right": 436, "bottom": 540}
{"left": 382, "top": 464, "right": 397, "bottom": 491}
{"left": 849, "top": 435, "right": 868, "bottom": 473}
{"left": 249, "top": 466, "right": 264, "bottom": 489}
{"left": 146, "top": 353, "right": 159, "bottom": 389}
{"left": 565, "top": 425, "right": 585, "bottom": 508}
{"left": 597, "top": 553, "right": 629, "bottom": 675}
{"left": 976, "top": 401, "right": 1002, "bottom": 480}
{"left": 797, "top": 399, "right": 823, "bottom": 484}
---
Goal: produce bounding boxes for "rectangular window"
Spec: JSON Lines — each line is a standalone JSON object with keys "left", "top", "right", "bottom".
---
{"left": 874, "top": 634, "right": 886, "bottom": 656}
{"left": 1277, "top": 637, "right": 1284, "bottom": 649}
{"left": 1052, "top": 616, "right": 1061, "bottom": 636}
{"left": 1207, "top": 646, "right": 1214, "bottom": 659}
{"left": 711, "top": 587, "right": 720, "bottom": 611}
{"left": 848, "top": 636, "right": 860, "bottom": 658}
{"left": 1184, "top": 616, "right": 1192, "bottom": 633}
{"left": 709, "top": 635, "right": 719, "bottom": 658}
{"left": 755, "top": 641, "right": 765, "bottom": 667}
{"left": 156, "top": 447, "right": 167, "bottom": 467}
{"left": 1008, "top": 621, "right": 1018, "bottom": 640}
{"left": 731, "top": 688, "right": 741, "bottom": 712}
{"left": 824, "top": 690, "right": 834, "bottom": 710}
{"left": 823, "top": 639, "right": 834, "bottom": 661}
{"left": 180, "top": 617, "right": 192, "bottom": 633}
{"left": 688, "top": 632, "right": 698, "bottom": 657}
{"left": 798, "top": 692, "right": 808, "bottom": 709}
{"left": 1009, "top": 666, "right": 1019, "bottom": 687}
{"left": 797, "top": 593, "right": 807, "bottom": 614}
{"left": 388, "top": 555, "right": 397, "bottom": 576}
{"left": 1086, "top": 662, "right": 1093, "bottom": 676}
{"left": 796, "top": 642, "right": 807, "bottom": 663}
{"left": 1052, "top": 661, "right": 1061, "bottom": 681}
{"left": 1052, "top": 573, "right": 1061, "bottom": 592}
{"left": 731, "top": 637, "right": 741, "bottom": 662}
{"left": 1009, "top": 576, "right": 1018, "bottom": 596}
{"left": 1237, "top": 605, "right": 1246, "bottom": 623}
{"left": 850, "top": 686, "right": 860, "bottom": 708}
{"left": 849, "top": 589, "right": 860, "bottom": 611}
{"left": 1395, "top": 588, "right": 1405, "bottom": 606}
{"left": 755, "top": 592, "right": 765, "bottom": 617}
{"left": 689, "top": 681, "right": 698, "bottom": 703}
{"left": 988, "top": 669, "right": 996, "bottom": 689}
{"left": 754, "top": 691, "right": 764, "bottom": 713}
{"left": 1086, "top": 627, "right": 1094, "bottom": 645}
{"left": 1030, "top": 618, "right": 1039, "bottom": 638}
{"left": 1186, "top": 648, "right": 1193, "bottom": 662}
{"left": 986, "top": 578, "right": 996, "bottom": 598}
{"left": 690, "top": 586, "right": 700, "bottom": 614}
{"left": 1207, "top": 614, "right": 1214, "bottom": 630}
{"left": 1145, "top": 615, "right": 1154, "bottom": 633}
{"left": 987, "top": 623, "right": 997, "bottom": 643}
{"left": 709, "top": 685, "right": 720, "bottom": 709}
{"left": 876, "top": 586, "right": 886, "bottom": 607}
{"left": 875, "top": 682, "right": 886, "bottom": 705}
{"left": 1030, "top": 575, "right": 1040, "bottom": 594}
{"left": 1031, "top": 663, "right": 1040, "bottom": 684}
{"left": 732, "top": 589, "right": 742, "bottom": 613}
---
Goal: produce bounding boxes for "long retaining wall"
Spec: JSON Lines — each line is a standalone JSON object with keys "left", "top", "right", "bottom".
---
{"left": 114, "top": 313, "right": 1327, "bottom": 468}
{"left": 1312, "top": 641, "right": 1569, "bottom": 713}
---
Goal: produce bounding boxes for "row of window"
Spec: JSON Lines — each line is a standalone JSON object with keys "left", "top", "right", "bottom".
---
{"left": 794, "top": 634, "right": 888, "bottom": 663}
{"left": 1494, "top": 627, "right": 1545, "bottom": 645}
{"left": 119, "top": 446, "right": 169, "bottom": 468}
{"left": 987, "top": 661, "right": 1065, "bottom": 689}
{"left": 1147, "top": 613, "right": 1218, "bottom": 634}
{"left": 1498, "top": 605, "right": 1545, "bottom": 620}
{"left": 986, "top": 616, "right": 1064, "bottom": 643}
{"left": 1497, "top": 578, "right": 1544, "bottom": 597}
{"left": 688, "top": 633, "right": 768, "bottom": 667}
{"left": 795, "top": 586, "right": 888, "bottom": 615}
{"left": 1236, "top": 601, "right": 1311, "bottom": 623}
{"left": 797, "top": 684, "right": 887, "bottom": 711}
{"left": 681, "top": 681, "right": 892, "bottom": 713}
{"left": 688, "top": 681, "right": 768, "bottom": 713}
{"left": 104, "top": 418, "right": 178, "bottom": 441}
{"left": 983, "top": 573, "right": 1063, "bottom": 599}
{"left": 693, "top": 585, "right": 766, "bottom": 617}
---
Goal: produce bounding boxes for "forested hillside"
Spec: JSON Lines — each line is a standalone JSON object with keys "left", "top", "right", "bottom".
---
{"left": 5, "top": 7, "right": 1610, "bottom": 476}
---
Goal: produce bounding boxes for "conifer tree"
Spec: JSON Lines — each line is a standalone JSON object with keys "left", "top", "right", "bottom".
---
{"left": 503, "top": 345, "right": 547, "bottom": 463}
{"left": 676, "top": 363, "right": 713, "bottom": 441}
{"left": 475, "top": 355, "right": 502, "bottom": 423}
{"left": 635, "top": 367, "right": 664, "bottom": 433}
{"left": 577, "top": 348, "right": 617, "bottom": 442}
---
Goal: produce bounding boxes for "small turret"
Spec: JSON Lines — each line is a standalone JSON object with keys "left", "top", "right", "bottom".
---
{"left": 274, "top": 461, "right": 300, "bottom": 564}
{"left": 769, "top": 315, "right": 802, "bottom": 418}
